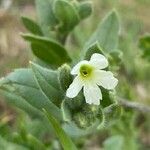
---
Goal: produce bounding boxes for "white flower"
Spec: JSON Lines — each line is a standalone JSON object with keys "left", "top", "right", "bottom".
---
{"left": 66, "top": 53, "right": 118, "bottom": 105}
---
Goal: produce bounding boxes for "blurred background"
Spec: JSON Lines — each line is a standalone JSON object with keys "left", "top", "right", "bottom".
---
{"left": 0, "top": 0, "right": 150, "bottom": 149}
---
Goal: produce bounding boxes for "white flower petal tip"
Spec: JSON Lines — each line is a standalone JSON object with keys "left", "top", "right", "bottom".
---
{"left": 83, "top": 84, "right": 102, "bottom": 105}
{"left": 90, "top": 53, "right": 108, "bottom": 69}
{"left": 108, "top": 77, "right": 118, "bottom": 89}
{"left": 66, "top": 76, "right": 83, "bottom": 98}
{"left": 95, "top": 70, "right": 118, "bottom": 90}
{"left": 66, "top": 53, "right": 118, "bottom": 105}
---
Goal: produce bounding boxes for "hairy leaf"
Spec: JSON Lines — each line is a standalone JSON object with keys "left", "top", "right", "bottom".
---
{"left": 84, "top": 10, "right": 119, "bottom": 52}
{"left": 22, "top": 34, "right": 71, "bottom": 66}
{"left": 31, "top": 62, "right": 63, "bottom": 106}
{"left": 0, "top": 88, "right": 42, "bottom": 118}
{"left": 21, "top": 16, "right": 43, "bottom": 35}
{"left": 0, "top": 69, "right": 62, "bottom": 120}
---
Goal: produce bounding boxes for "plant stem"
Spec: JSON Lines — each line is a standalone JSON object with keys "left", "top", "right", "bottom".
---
{"left": 117, "top": 97, "right": 150, "bottom": 114}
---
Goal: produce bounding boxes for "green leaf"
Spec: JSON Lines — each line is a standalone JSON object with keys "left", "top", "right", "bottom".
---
{"left": 22, "top": 34, "right": 71, "bottom": 66}
{"left": 84, "top": 42, "right": 105, "bottom": 60}
{"left": 44, "top": 110, "right": 78, "bottom": 150}
{"left": 0, "top": 71, "right": 43, "bottom": 118}
{"left": 77, "top": 1, "right": 92, "bottom": 20}
{"left": 108, "top": 50, "right": 123, "bottom": 71}
{"left": 35, "top": 0, "right": 58, "bottom": 35}
{"left": 100, "top": 88, "right": 114, "bottom": 108}
{"left": 21, "top": 16, "right": 43, "bottom": 35}
{"left": 84, "top": 10, "right": 119, "bottom": 52}
{"left": 0, "top": 88, "right": 42, "bottom": 118}
{"left": 0, "top": 136, "right": 28, "bottom": 150}
{"left": 139, "top": 34, "right": 150, "bottom": 61}
{"left": 109, "top": 50, "right": 123, "bottom": 64}
{"left": 63, "top": 121, "right": 100, "bottom": 137}
{"left": 53, "top": 0, "right": 80, "bottom": 32}
{"left": 27, "top": 134, "right": 46, "bottom": 150}
{"left": 103, "top": 135, "right": 124, "bottom": 150}
{"left": 0, "top": 69, "right": 62, "bottom": 120}
{"left": 61, "top": 100, "right": 72, "bottom": 122}
{"left": 31, "top": 62, "right": 63, "bottom": 106}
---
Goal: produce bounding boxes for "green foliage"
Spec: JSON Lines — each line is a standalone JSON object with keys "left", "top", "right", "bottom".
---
{"left": 84, "top": 42, "right": 105, "bottom": 60}
{"left": 31, "top": 62, "right": 63, "bottom": 106}
{"left": 0, "top": 69, "right": 61, "bottom": 120}
{"left": 103, "top": 135, "right": 124, "bottom": 150}
{"left": 1, "top": 0, "right": 150, "bottom": 149}
{"left": 63, "top": 120, "right": 101, "bottom": 137}
{"left": 84, "top": 10, "right": 119, "bottom": 53}
{"left": 0, "top": 89, "right": 42, "bottom": 118}
{"left": 44, "top": 110, "right": 78, "bottom": 150}
{"left": 22, "top": 33, "right": 71, "bottom": 66}
{"left": 1, "top": 1, "right": 122, "bottom": 139}
{"left": 21, "top": 16, "right": 43, "bottom": 36}
{"left": 100, "top": 89, "right": 114, "bottom": 108}
{"left": 35, "top": 0, "right": 58, "bottom": 36}
{"left": 61, "top": 99, "right": 72, "bottom": 122}
{"left": 108, "top": 50, "right": 123, "bottom": 71}
{"left": 103, "top": 103, "right": 122, "bottom": 127}
{"left": 61, "top": 98, "right": 106, "bottom": 131}
{"left": 73, "top": 105, "right": 103, "bottom": 129}
{"left": 77, "top": 1, "right": 92, "bottom": 20}
{"left": 139, "top": 34, "right": 150, "bottom": 61}
{"left": 108, "top": 111, "right": 139, "bottom": 150}
{"left": 0, "top": 69, "right": 42, "bottom": 117}
{"left": 58, "top": 64, "right": 73, "bottom": 91}
{"left": 26, "top": 134, "right": 46, "bottom": 150}
{"left": 53, "top": 0, "right": 80, "bottom": 33}
{"left": 0, "top": 136, "right": 28, "bottom": 150}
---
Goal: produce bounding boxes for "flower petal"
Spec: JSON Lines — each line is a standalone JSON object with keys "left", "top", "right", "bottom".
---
{"left": 66, "top": 76, "right": 83, "bottom": 98}
{"left": 83, "top": 83, "right": 102, "bottom": 105}
{"left": 95, "top": 70, "right": 118, "bottom": 90}
{"left": 89, "top": 53, "right": 108, "bottom": 69}
{"left": 71, "top": 60, "right": 89, "bottom": 75}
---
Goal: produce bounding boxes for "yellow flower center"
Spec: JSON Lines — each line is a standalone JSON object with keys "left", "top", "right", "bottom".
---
{"left": 79, "top": 64, "right": 93, "bottom": 78}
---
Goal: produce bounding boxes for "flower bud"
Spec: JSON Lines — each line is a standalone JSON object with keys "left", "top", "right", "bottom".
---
{"left": 58, "top": 64, "right": 73, "bottom": 91}
{"left": 73, "top": 112, "right": 90, "bottom": 129}
{"left": 82, "top": 104, "right": 99, "bottom": 117}
{"left": 73, "top": 104, "right": 100, "bottom": 129}
{"left": 53, "top": 0, "right": 80, "bottom": 32}
{"left": 77, "top": 1, "right": 92, "bottom": 19}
